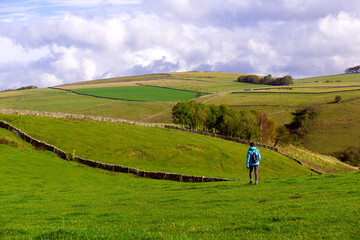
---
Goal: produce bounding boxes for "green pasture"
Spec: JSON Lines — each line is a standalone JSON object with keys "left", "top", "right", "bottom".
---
{"left": 155, "top": 81, "right": 268, "bottom": 94}
{"left": 205, "top": 91, "right": 360, "bottom": 107}
{"left": 296, "top": 73, "right": 360, "bottom": 83}
{"left": 61, "top": 73, "right": 170, "bottom": 87}
{"left": 169, "top": 71, "right": 241, "bottom": 82}
{"left": 0, "top": 133, "right": 359, "bottom": 239}
{"left": 3, "top": 89, "right": 174, "bottom": 122}
{"left": 303, "top": 98, "right": 360, "bottom": 154}
{"left": 73, "top": 86, "right": 202, "bottom": 102}
{"left": 250, "top": 85, "right": 360, "bottom": 93}
{"left": 0, "top": 114, "right": 312, "bottom": 179}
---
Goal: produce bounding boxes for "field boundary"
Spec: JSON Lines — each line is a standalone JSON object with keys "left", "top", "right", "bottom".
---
{"left": 57, "top": 73, "right": 172, "bottom": 87}
{"left": 0, "top": 108, "right": 323, "bottom": 174}
{"left": 136, "top": 83, "right": 210, "bottom": 95}
{"left": 229, "top": 96, "right": 360, "bottom": 109}
{"left": 48, "top": 87, "right": 177, "bottom": 103}
{"left": 0, "top": 120, "right": 239, "bottom": 183}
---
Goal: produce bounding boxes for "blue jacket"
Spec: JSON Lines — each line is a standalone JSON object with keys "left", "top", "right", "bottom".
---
{"left": 247, "top": 146, "right": 261, "bottom": 168}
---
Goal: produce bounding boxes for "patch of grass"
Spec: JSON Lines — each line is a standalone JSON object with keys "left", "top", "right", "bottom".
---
{"left": 0, "top": 114, "right": 311, "bottom": 179}
{"left": 279, "top": 145, "right": 357, "bottom": 173}
{"left": 0, "top": 138, "right": 20, "bottom": 148}
{"left": 0, "top": 142, "right": 359, "bottom": 239}
{"left": 72, "top": 86, "right": 203, "bottom": 102}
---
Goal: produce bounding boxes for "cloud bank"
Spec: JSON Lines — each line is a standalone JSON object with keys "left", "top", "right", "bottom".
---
{"left": 0, "top": 0, "right": 360, "bottom": 89}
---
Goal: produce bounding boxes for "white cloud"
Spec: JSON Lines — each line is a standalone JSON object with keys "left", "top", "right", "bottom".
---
{"left": 40, "top": 73, "right": 63, "bottom": 87}
{"left": 1, "top": 1, "right": 360, "bottom": 89}
{"left": 0, "top": 36, "right": 49, "bottom": 63}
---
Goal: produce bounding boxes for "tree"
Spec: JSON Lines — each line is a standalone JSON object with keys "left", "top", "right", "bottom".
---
{"left": 172, "top": 102, "right": 192, "bottom": 128}
{"left": 274, "top": 126, "right": 291, "bottom": 146}
{"left": 258, "top": 111, "right": 277, "bottom": 144}
{"left": 206, "top": 105, "right": 222, "bottom": 132}
{"left": 281, "top": 75, "right": 294, "bottom": 85}
{"left": 345, "top": 65, "right": 360, "bottom": 74}
{"left": 237, "top": 74, "right": 293, "bottom": 85}
{"left": 263, "top": 74, "right": 272, "bottom": 85}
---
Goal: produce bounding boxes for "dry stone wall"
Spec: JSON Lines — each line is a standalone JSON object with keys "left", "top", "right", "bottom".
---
{"left": 0, "top": 120, "right": 238, "bottom": 182}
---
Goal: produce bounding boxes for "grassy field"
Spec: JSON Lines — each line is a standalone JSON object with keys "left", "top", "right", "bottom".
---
{"left": 61, "top": 73, "right": 170, "bottom": 86}
{"left": 203, "top": 91, "right": 360, "bottom": 107}
{"left": 296, "top": 73, "right": 360, "bottom": 83}
{"left": 1, "top": 71, "right": 360, "bottom": 153}
{"left": 0, "top": 89, "right": 174, "bottom": 122}
{"left": 72, "top": 86, "right": 203, "bottom": 102}
{"left": 1, "top": 72, "right": 359, "bottom": 239}
{"left": 0, "top": 132, "right": 359, "bottom": 239}
{"left": 0, "top": 114, "right": 313, "bottom": 179}
{"left": 303, "top": 98, "right": 360, "bottom": 154}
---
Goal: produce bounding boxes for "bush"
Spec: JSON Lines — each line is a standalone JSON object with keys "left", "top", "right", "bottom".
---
{"left": 330, "top": 146, "right": 360, "bottom": 167}
{"left": 285, "top": 107, "right": 318, "bottom": 139}
{"left": 335, "top": 95, "right": 342, "bottom": 103}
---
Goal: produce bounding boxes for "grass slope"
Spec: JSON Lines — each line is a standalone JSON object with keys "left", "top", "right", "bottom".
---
{"left": 303, "top": 99, "right": 360, "bottom": 153}
{"left": 73, "top": 85, "right": 201, "bottom": 102}
{"left": 0, "top": 114, "right": 312, "bottom": 179}
{"left": 296, "top": 73, "right": 360, "bottom": 83}
{"left": 1, "top": 88, "right": 174, "bottom": 122}
{"left": 1, "top": 71, "right": 360, "bottom": 154}
{"left": 0, "top": 134, "right": 359, "bottom": 239}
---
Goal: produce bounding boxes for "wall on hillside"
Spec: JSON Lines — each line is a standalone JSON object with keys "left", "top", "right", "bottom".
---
{"left": 0, "top": 120, "right": 239, "bottom": 183}
{"left": 0, "top": 108, "right": 322, "bottom": 174}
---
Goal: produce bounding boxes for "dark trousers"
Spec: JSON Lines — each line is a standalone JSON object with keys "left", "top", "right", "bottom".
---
{"left": 249, "top": 165, "right": 259, "bottom": 184}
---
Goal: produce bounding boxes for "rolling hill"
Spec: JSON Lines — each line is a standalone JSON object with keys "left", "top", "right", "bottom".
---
{"left": 0, "top": 118, "right": 359, "bottom": 239}
{"left": 1, "top": 71, "right": 359, "bottom": 239}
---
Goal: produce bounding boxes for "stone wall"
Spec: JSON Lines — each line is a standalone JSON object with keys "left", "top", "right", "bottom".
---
{"left": 0, "top": 108, "right": 322, "bottom": 175}
{"left": 0, "top": 120, "right": 239, "bottom": 182}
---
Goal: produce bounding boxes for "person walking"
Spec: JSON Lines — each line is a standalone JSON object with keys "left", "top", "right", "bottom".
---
{"left": 246, "top": 142, "right": 261, "bottom": 185}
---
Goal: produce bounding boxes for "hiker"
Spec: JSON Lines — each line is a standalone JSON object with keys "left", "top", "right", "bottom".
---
{"left": 246, "top": 142, "right": 261, "bottom": 185}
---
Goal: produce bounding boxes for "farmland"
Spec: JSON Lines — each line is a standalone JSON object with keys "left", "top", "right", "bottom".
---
{"left": 72, "top": 85, "right": 203, "bottom": 102}
{"left": 0, "top": 71, "right": 359, "bottom": 239}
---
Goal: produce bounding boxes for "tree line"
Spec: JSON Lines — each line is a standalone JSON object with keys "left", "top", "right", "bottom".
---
{"left": 237, "top": 74, "right": 294, "bottom": 86}
{"left": 2, "top": 85, "right": 38, "bottom": 92}
{"left": 345, "top": 65, "right": 360, "bottom": 74}
{"left": 172, "top": 101, "right": 277, "bottom": 145}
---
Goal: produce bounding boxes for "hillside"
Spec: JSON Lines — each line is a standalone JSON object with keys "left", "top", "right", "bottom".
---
{"left": 1, "top": 129, "right": 359, "bottom": 239}
{"left": 0, "top": 113, "right": 314, "bottom": 179}
{"left": 1, "top": 71, "right": 359, "bottom": 169}
{"left": 1, "top": 72, "right": 359, "bottom": 239}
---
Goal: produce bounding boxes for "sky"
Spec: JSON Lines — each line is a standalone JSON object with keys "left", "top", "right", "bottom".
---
{"left": 0, "top": 0, "right": 360, "bottom": 90}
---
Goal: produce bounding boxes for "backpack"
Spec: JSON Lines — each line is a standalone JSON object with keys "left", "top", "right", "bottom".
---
{"left": 252, "top": 150, "right": 259, "bottom": 163}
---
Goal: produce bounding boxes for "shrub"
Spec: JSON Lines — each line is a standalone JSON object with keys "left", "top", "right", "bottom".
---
{"left": 330, "top": 146, "right": 360, "bottom": 167}
{"left": 335, "top": 95, "right": 342, "bottom": 103}
{"left": 285, "top": 107, "right": 318, "bottom": 139}
{"left": 0, "top": 138, "right": 20, "bottom": 148}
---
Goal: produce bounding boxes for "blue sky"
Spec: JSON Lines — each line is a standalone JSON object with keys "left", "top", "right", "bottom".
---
{"left": 1, "top": 0, "right": 360, "bottom": 89}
